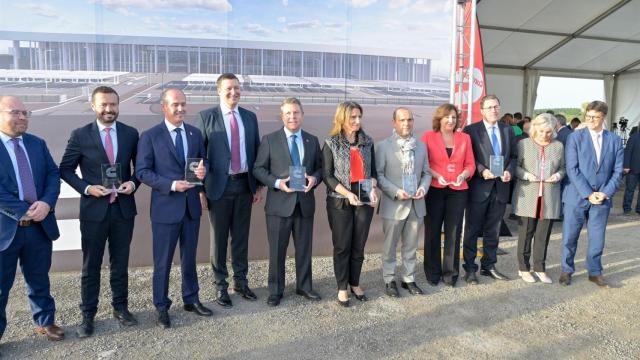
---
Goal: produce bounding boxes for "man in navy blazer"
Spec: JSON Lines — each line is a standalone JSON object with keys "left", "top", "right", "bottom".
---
{"left": 555, "top": 114, "right": 573, "bottom": 146}
{"left": 59, "top": 86, "right": 140, "bottom": 338}
{"left": 0, "top": 96, "right": 64, "bottom": 342}
{"left": 622, "top": 131, "right": 640, "bottom": 214}
{"left": 136, "top": 88, "right": 212, "bottom": 328}
{"left": 196, "top": 73, "right": 262, "bottom": 307}
{"left": 560, "top": 101, "right": 623, "bottom": 287}
{"left": 462, "top": 95, "right": 517, "bottom": 284}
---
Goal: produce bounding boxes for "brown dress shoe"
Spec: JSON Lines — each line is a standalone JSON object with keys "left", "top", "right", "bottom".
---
{"left": 35, "top": 324, "right": 65, "bottom": 341}
{"left": 588, "top": 275, "right": 609, "bottom": 288}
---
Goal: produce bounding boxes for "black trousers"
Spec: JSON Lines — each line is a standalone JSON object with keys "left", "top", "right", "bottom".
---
{"left": 209, "top": 177, "right": 253, "bottom": 291}
{"left": 266, "top": 204, "right": 314, "bottom": 296}
{"left": 326, "top": 196, "right": 374, "bottom": 290}
{"left": 79, "top": 201, "right": 134, "bottom": 317}
{"left": 517, "top": 216, "right": 553, "bottom": 272}
{"left": 424, "top": 187, "right": 467, "bottom": 284}
{"left": 463, "top": 186, "right": 506, "bottom": 273}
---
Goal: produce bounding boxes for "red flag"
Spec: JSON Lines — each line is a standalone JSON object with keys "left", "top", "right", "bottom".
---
{"left": 455, "top": 1, "right": 486, "bottom": 125}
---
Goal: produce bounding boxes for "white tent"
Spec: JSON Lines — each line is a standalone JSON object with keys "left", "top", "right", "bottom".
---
{"left": 477, "top": 0, "right": 640, "bottom": 127}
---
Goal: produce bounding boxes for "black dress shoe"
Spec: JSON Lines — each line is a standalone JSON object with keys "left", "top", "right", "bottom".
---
{"left": 427, "top": 280, "right": 439, "bottom": 287}
{"left": 401, "top": 281, "right": 424, "bottom": 295}
{"left": 233, "top": 285, "right": 258, "bottom": 301}
{"left": 216, "top": 289, "right": 233, "bottom": 308}
{"left": 464, "top": 271, "right": 479, "bottom": 285}
{"left": 113, "top": 308, "right": 138, "bottom": 326}
{"left": 559, "top": 272, "right": 572, "bottom": 286}
{"left": 385, "top": 281, "right": 400, "bottom": 297}
{"left": 480, "top": 268, "right": 510, "bottom": 280}
{"left": 266, "top": 294, "right": 282, "bottom": 307}
{"left": 156, "top": 310, "right": 171, "bottom": 329}
{"left": 184, "top": 302, "right": 213, "bottom": 316}
{"left": 295, "top": 289, "right": 321, "bottom": 301}
{"left": 76, "top": 317, "right": 94, "bottom": 338}
{"left": 350, "top": 287, "right": 368, "bottom": 302}
{"left": 337, "top": 298, "right": 350, "bottom": 307}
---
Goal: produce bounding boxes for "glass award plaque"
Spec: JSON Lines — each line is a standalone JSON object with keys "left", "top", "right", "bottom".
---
{"left": 358, "top": 179, "right": 373, "bottom": 204}
{"left": 402, "top": 174, "right": 417, "bottom": 196}
{"left": 289, "top": 166, "right": 306, "bottom": 191}
{"left": 536, "top": 159, "right": 551, "bottom": 181}
{"left": 101, "top": 163, "right": 121, "bottom": 192}
{"left": 489, "top": 155, "right": 504, "bottom": 177}
{"left": 185, "top": 158, "right": 204, "bottom": 185}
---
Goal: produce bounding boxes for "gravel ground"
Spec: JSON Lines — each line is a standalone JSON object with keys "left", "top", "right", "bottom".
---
{"left": 1, "top": 210, "right": 639, "bottom": 359}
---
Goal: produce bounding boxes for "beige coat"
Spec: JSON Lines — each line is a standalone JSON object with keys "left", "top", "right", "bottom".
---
{"left": 513, "top": 138, "right": 565, "bottom": 219}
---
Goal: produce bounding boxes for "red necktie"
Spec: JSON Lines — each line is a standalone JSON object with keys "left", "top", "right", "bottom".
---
{"left": 104, "top": 128, "right": 116, "bottom": 203}
{"left": 230, "top": 111, "right": 241, "bottom": 173}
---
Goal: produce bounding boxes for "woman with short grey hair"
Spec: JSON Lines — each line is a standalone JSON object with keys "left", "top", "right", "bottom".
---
{"left": 513, "top": 113, "right": 565, "bottom": 284}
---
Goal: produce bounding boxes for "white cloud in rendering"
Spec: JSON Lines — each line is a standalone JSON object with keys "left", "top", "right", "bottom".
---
{"left": 244, "top": 23, "right": 273, "bottom": 36}
{"left": 19, "top": 3, "right": 60, "bottom": 18}
{"left": 348, "top": 0, "right": 377, "bottom": 8}
{"left": 90, "top": 0, "right": 232, "bottom": 12}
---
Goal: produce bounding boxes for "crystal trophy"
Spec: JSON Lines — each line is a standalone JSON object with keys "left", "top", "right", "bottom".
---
{"left": 489, "top": 155, "right": 504, "bottom": 177}
{"left": 402, "top": 173, "right": 417, "bottom": 197}
{"left": 536, "top": 159, "right": 551, "bottom": 181}
{"left": 101, "top": 163, "right": 121, "bottom": 192}
{"left": 289, "top": 166, "right": 306, "bottom": 191}
{"left": 358, "top": 179, "right": 373, "bottom": 205}
{"left": 185, "top": 158, "right": 204, "bottom": 185}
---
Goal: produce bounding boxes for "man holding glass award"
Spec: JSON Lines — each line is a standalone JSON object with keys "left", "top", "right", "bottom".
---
{"left": 375, "top": 108, "right": 431, "bottom": 297}
{"left": 253, "top": 98, "right": 323, "bottom": 306}
{"left": 462, "top": 95, "right": 517, "bottom": 284}
{"left": 59, "top": 87, "right": 140, "bottom": 338}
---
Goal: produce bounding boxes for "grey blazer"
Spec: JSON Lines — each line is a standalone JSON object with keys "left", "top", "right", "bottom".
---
{"left": 375, "top": 135, "right": 431, "bottom": 220}
{"left": 513, "top": 138, "right": 565, "bottom": 219}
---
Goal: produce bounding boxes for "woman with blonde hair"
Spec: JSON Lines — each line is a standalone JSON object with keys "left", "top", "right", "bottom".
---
{"left": 322, "top": 101, "right": 378, "bottom": 307}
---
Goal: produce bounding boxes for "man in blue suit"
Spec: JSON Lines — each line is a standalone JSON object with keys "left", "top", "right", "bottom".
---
{"left": 561, "top": 101, "right": 623, "bottom": 287}
{"left": 136, "top": 88, "right": 212, "bottom": 328}
{"left": 0, "top": 96, "right": 64, "bottom": 343}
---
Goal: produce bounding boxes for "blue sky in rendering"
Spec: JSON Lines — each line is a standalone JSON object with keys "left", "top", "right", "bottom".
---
{"left": 0, "top": 0, "right": 453, "bottom": 73}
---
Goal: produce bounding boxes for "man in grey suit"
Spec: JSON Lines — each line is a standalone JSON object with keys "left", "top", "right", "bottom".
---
{"left": 376, "top": 107, "right": 431, "bottom": 297}
{"left": 253, "top": 98, "right": 323, "bottom": 307}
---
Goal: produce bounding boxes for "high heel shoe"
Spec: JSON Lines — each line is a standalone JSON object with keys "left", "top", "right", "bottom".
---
{"left": 350, "top": 287, "right": 368, "bottom": 302}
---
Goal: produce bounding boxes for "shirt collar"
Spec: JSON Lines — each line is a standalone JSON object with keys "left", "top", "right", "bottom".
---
{"left": 283, "top": 127, "right": 302, "bottom": 139}
{"left": 220, "top": 101, "right": 237, "bottom": 116}
{"left": 164, "top": 119, "right": 185, "bottom": 132}
{"left": 589, "top": 128, "right": 604, "bottom": 137}
{"left": 96, "top": 119, "right": 117, "bottom": 133}
{"left": 0, "top": 130, "right": 22, "bottom": 144}
{"left": 482, "top": 120, "right": 499, "bottom": 131}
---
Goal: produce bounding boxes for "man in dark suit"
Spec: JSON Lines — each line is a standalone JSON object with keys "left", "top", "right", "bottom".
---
{"left": 622, "top": 131, "right": 640, "bottom": 214}
{"left": 0, "top": 96, "right": 64, "bottom": 342}
{"left": 561, "top": 101, "right": 623, "bottom": 287}
{"left": 462, "top": 95, "right": 517, "bottom": 284}
{"left": 555, "top": 114, "right": 573, "bottom": 146}
{"left": 253, "top": 98, "right": 322, "bottom": 306}
{"left": 196, "top": 73, "right": 262, "bottom": 308}
{"left": 59, "top": 86, "right": 139, "bottom": 338}
{"left": 136, "top": 88, "right": 212, "bottom": 328}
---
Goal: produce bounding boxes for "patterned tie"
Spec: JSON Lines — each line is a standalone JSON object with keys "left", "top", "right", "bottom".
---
{"left": 290, "top": 134, "right": 301, "bottom": 166}
{"left": 11, "top": 138, "right": 37, "bottom": 204}
{"left": 491, "top": 126, "right": 501, "bottom": 156}
{"left": 104, "top": 128, "right": 116, "bottom": 203}
{"left": 230, "top": 111, "right": 241, "bottom": 173}
{"left": 174, "top": 128, "right": 185, "bottom": 167}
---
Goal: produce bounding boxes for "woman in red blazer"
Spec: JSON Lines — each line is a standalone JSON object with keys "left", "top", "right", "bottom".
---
{"left": 421, "top": 103, "right": 475, "bottom": 286}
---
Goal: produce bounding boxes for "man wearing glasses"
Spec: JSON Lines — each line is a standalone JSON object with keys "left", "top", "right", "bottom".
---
{"left": 462, "top": 95, "right": 517, "bottom": 284}
{"left": 560, "top": 101, "right": 623, "bottom": 287}
{"left": 0, "top": 96, "right": 64, "bottom": 343}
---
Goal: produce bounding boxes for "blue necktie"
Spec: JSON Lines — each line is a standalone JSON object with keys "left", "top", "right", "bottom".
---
{"left": 174, "top": 128, "right": 185, "bottom": 166}
{"left": 290, "top": 134, "right": 301, "bottom": 166}
{"left": 491, "top": 126, "right": 501, "bottom": 156}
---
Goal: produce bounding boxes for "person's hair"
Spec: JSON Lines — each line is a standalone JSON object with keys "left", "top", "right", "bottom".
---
{"left": 513, "top": 112, "right": 523, "bottom": 120}
{"left": 530, "top": 113, "right": 557, "bottom": 140}
{"left": 160, "top": 88, "right": 185, "bottom": 104}
{"left": 545, "top": 110, "right": 555, "bottom": 115}
{"left": 501, "top": 113, "right": 513, "bottom": 124}
{"left": 480, "top": 94, "right": 500, "bottom": 109}
{"left": 329, "top": 101, "right": 363, "bottom": 136}
{"left": 585, "top": 100, "right": 608, "bottom": 116}
{"left": 570, "top": 117, "right": 581, "bottom": 126}
{"left": 392, "top": 107, "right": 412, "bottom": 122}
{"left": 555, "top": 114, "right": 567, "bottom": 126}
{"left": 432, "top": 103, "right": 459, "bottom": 132}
{"left": 216, "top": 73, "right": 239, "bottom": 90}
{"left": 280, "top": 97, "right": 303, "bottom": 113}
{"left": 91, "top": 86, "right": 119, "bottom": 103}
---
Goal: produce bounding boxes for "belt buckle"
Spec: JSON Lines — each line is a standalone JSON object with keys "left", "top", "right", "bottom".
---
{"left": 18, "top": 219, "right": 33, "bottom": 227}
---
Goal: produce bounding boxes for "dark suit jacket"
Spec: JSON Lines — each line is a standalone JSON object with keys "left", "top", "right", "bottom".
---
{"left": 556, "top": 126, "right": 573, "bottom": 146}
{"left": 196, "top": 105, "right": 261, "bottom": 200}
{"left": 59, "top": 121, "right": 139, "bottom": 221}
{"left": 564, "top": 128, "right": 623, "bottom": 208}
{"left": 253, "top": 128, "right": 322, "bottom": 218}
{"left": 136, "top": 121, "right": 207, "bottom": 224}
{"left": 0, "top": 133, "right": 60, "bottom": 251}
{"left": 463, "top": 120, "right": 517, "bottom": 203}
{"left": 624, "top": 133, "right": 640, "bottom": 173}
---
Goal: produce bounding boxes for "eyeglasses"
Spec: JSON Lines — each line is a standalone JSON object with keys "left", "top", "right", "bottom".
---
{"left": 482, "top": 106, "right": 500, "bottom": 111}
{"left": 2, "top": 110, "right": 32, "bottom": 117}
{"left": 585, "top": 115, "right": 603, "bottom": 121}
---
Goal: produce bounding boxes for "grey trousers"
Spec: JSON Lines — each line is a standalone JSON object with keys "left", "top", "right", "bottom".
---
{"left": 382, "top": 207, "right": 423, "bottom": 283}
